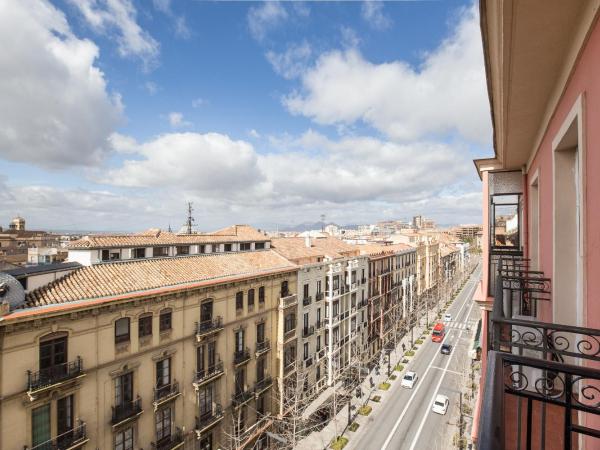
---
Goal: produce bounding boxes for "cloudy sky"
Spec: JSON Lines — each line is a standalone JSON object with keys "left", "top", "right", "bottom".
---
{"left": 0, "top": 0, "right": 490, "bottom": 232}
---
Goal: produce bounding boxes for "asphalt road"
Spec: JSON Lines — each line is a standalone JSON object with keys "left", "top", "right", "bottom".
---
{"left": 350, "top": 265, "right": 482, "bottom": 450}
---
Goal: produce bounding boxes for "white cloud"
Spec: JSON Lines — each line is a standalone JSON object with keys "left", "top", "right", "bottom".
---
{"left": 0, "top": 0, "right": 122, "bottom": 168}
{"left": 168, "top": 112, "right": 191, "bottom": 128}
{"left": 266, "top": 41, "right": 312, "bottom": 80}
{"left": 144, "top": 81, "right": 158, "bottom": 95}
{"left": 247, "top": 1, "right": 288, "bottom": 41}
{"left": 340, "top": 26, "right": 361, "bottom": 49}
{"left": 191, "top": 98, "right": 206, "bottom": 108}
{"left": 284, "top": 4, "right": 491, "bottom": 145}
{"left": 248, "top": 129, "right": 261, "bottom": 139}
{"left": 152, "top": 0, "right": 190, "bottom": 39}
{"left": 68, "top": 0, "right": 159, "bottom": 69}
{"left": 361, "top": 1, "right": 392, "bottom": 30}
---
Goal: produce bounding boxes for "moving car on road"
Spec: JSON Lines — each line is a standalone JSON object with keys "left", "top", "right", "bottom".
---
{"left": 440, "top": 343, "right": 452, "bottom": 355}
{"left": 432, "top": 394, "right": 449, "bottom": 415}
{"left": 431, "top": 322, "right": 445, "bottom": 343}
{"left": 401, "top": 371, "right": 418, "bottom": 389}
{"left": 444, "top": 313, "right": 452, "bottom": 322}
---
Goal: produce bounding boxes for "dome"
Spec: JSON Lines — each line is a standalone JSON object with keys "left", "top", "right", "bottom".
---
{"left": 0, "top": 272, "right": 26, "bottom": 310}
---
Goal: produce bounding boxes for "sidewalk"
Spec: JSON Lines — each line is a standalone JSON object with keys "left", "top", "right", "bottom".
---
{"left": 296, "top": 309, "right": 435, "bottom": 450}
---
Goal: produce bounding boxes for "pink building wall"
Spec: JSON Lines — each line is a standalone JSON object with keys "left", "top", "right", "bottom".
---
{"left": 527, "top": 17, "right": 600, "bottom": 331}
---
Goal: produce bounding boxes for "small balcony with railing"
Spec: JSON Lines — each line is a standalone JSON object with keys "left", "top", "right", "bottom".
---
{"left": 477, "top": 255, "right": 600, "bottom": 450}
{"left": 27, "top": 357, "right": 84, "bottom": 395}
{"left": 195, "top": 317, "right": 224, "bottom": 341}
{"left": 232, "top": 387, "right": 254, "bottom": 408}
{"left": 151, "top": 428, "right": 184, "bottom": 450}
{"left": 193, "top": 359, "right": 224, "bottom": 390}
{"left": 255, "top": 339, "right": 270, "bottom": 357}
{"left": 283, "top": 326, "right": 296, "bottom": 343}
{"left": 111, "top": 397, "right": 143, "bottom": 427}
{"left": 316, "top": 292, "right": 324, "bottom": 302}
{"left": 254, "top": 376, "right": 273, "bottom": 396}
{"left": 233, "top": 347, "right": 251, "bottom": 367}
{"left": 303, "top": 295, "right": 312, "bottom": 307}
{"left": 195, "top": 404, "right": 224, "bottom": 436}
{"left": 279, "top": 293, "right": 298, "bottom": 309}
{"left": 153, "top": 381, "right": 181, "bottom": 410}
{"left": 302, "top": 325, "right": 315, "bottom": 339}
{"left": 26, "top": 421, "right": 89, "bottom": 450}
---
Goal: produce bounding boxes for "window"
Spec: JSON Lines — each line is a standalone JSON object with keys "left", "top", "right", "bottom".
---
{"left": 200, "top": 300, "right": 213, "bottom": 322}
{"left": 236, "top": 292, "right": 243, "bottom": 311}
{"left": 102, "top": 249, "right": 121, "bottom": 261}
{"left": 115, "top": 372, "right": 133, "bottom": 407}
{"left": 234, "top": 368, "right": 245, "bottom": 395}
{"left": 247, "top": 289, "right": 255, "bottom": 309}
{"left": 235, "top": 330, "right": 244, "bottom": 352}
{"left": 39, "top": 333, "right": 67, "bottom": 371}
{"left": 224, "top": 243, "right": 232, "bottom": 252}
{"left": 333, "top": 276, "right": 340, "bottom": 290}
{"left": 316, "top": 365, "right": 321, "bottom": 381}
{"left": 132, "top": 248, "right": 146, "bottom": 259}
{"left": 199, "top": 385, "right": 213, "bottom": 417}
{"left": 284, "top": 345, "right": 296, "bottom": 366}
{"left": 159, "top": 309, "right": 172, "bottom": 332}
{"left": 284, "top": 313, "right": 295, "bottom": 333}
{"left": 240, "top": 243, "right": 251, "bottom": 251}
{"left": 256, "top": 322, "right": 265, "bottom": 343}
{"left": 256, "top": 357, "right": 265, "bottom": 382}
{"left": 32, "top": 404, "right": 51, "bottom": 448}
{"left": 351, "top": 293, "right": 356, "bottom": 308}
{"left": 281, "top": 281, "right": 289, "bottom": 297}
{"left": 57, "top": 395, "right": 74, "bottom": 443}
{"left": 333, "top": 301, "right": 339, "bottom": 317}
{"left": 155, "top": 407, "right": 172, "bottom": 442}
{"left": 258, "top": 286, "right": 265, "bottom": 303}
{"left": 199, "top": 434, "right": 212, "bottom": 450}
{"left": 303, "top": 312, "right": 309, "bottom": 330}
{"left": 153, "top": 246, "right": 168, "bottom": 257}
{"left": 199, "top": 245, "right": 206, "bottom": 254}
{"left": 255, "top": 242, "right": 265, "bottom": 250}
{"left": 115, "top": 318, "right": 130, "bottom": 344}
{"left": 114, "top": 427, "right": 133, "bottom": 450}
{"left": 303, "top": 342, "right": 309, "bottom": 360}
{"left": 176, "top": 245, "right": 189, "bottom": 255}
{"left": 490, "top": 194, "right": 521, "bottom": 248}
{"left": 317, "top": 335, "right": 321, "bottom": 351}
{"left": 138, "top": 314, "right": 152, "bottom": 338}
{"left": 351, "top": 270, "right": 357, "bottom": 283}
{"left": 256, "top": 395, "right": 265, "bottom": 415}
{"left": 156, "top": 358, "right": 171, "bottom": 388}
{"left": 212, "top": 244, "right": 221, "bottom": 253}
{"left": 303, "top": 284, "right": 309, "bottom": 299}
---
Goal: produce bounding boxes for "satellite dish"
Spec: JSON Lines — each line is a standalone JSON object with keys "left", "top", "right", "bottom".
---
{"left": 0, "top": 272, "right": 26, "bottom": 310}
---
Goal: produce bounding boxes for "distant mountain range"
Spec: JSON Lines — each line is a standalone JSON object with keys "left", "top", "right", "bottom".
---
{"left": 275, "top": 222, "right": 361, "bottom": 232}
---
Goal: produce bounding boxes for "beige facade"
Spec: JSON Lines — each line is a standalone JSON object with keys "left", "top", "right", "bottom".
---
{"left": 0, "top": 250, "right": 297, "bottom": 450}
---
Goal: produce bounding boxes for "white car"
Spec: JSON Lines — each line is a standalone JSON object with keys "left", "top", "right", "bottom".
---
{"left": 401, "top": 371, "right": 418, "bottom": 389}
{"left": 444, "top": 313, "right": 452, "bottom": 322}
{"left": 432, "top": 394, "right": 449, "bottom": 415}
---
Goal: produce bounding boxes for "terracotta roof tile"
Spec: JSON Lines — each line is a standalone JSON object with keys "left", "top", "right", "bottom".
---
{"left": 24, "top": 250, "right": 295, "bottom": 308}
{"left": 355, "top": 243, "right": 414, "bottom": 257}
{"left": 271, "top": 237, "right": 360, "bottom": 262}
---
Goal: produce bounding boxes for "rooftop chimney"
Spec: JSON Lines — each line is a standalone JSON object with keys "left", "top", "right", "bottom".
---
{"left": 305, "top": 235, "right": 311, "bottom": 248}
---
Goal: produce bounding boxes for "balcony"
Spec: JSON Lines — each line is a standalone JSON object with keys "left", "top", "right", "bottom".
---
{"left": 316, "top": 292, "right": 324, "bottom": 301}
{"left": 279, "top": 293, "right": 298, "bottom": 309}
{"left": 195, "top": 317, "right": 224, "bottom": 340}
{"left": 303, "top": 296, "right": 312, "bottom": 307}
{"left": 315, "top": 348, "right": 325, "bottom": 361}
{"left": 153, "top": 381, "right": 181, "bottom": 410}
{"left": 283, "top": 362, "right": 296, "bottom": 376}
{"left": 283, "top": 327, "right": 296, "bottom": 343}
{"left": 27, "top": 357, "right": 84, "bottom": 394}
{"left": 26, "top": 421, "right": 89, "bottom": 450}
{"left": 302, "top": 326, "right": 315, "bottom": 338}
{"left": 193, "top": 360, "right": 224, "bottom": 389}
{"left": 303, "top": 357, "right": 313, "bottom": 368}
{"left": 361, "top": 277, "right": 366, "bottom": 284}
{"left": 151, "top": 428, "right": 184, "bottom": 450}
{"left": 111, "top": 397, "right": 143, "bottom": 426}
{"left": 233, "top": 347, "right": 251, "bottom": 366}
{"left": 315, "top": 320, "right": 324, "bottom": 331}
{"left": 255, "top": 339, "right": 271, "bottom": 356}
{"left": 195, "top": 404, "right": 224, "bottom": 435}
{"left": 232, "top": 389, "right": 253, "bottom": 408}
{"left": 478, "top": 255, "right": 600, "bottom": 450}
{"left": 254, "top": 376, "right": 273, "bottom": 396}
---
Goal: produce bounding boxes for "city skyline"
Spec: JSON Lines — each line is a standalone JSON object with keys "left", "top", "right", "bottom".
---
{"left": 0, "top": 0, "right": 489, "bottom": 231}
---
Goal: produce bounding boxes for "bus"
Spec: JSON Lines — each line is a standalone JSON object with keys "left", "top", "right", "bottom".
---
{"left": 432, "top": 322, "right": 445, "bottom": 342}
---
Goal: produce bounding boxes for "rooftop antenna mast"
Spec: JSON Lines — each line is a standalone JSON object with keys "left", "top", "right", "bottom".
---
{"left": 186, "top": 202, "right": 195, "bottom": 234}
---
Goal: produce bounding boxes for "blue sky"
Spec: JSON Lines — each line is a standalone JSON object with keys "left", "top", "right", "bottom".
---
{"left": 0, "top": 0, "right": 490, "bottom": 232}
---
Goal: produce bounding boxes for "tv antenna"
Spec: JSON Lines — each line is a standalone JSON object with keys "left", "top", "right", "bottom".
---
{"left": 186, "top": 202, "right": 195, "bottom": 234}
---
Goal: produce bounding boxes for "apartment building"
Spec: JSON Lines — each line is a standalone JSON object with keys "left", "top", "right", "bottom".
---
{"left": 474, "top": 2, "right": 600, "bottom": 449}
{"left": 67, "top": 225, "right": 270, "bottom": 267}
{"left": 355, "top": 244, "right": 417, "bottom": 360}
{"left": 0, "top": 244, "right": 297, "bottom": 450}
{"left": 271, "top": 237, "right": 369, "bottom": 407}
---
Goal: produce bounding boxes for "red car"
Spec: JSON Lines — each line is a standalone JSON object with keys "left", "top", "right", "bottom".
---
{"left": 432, "top": 322, "right": 445, "bottom": 342}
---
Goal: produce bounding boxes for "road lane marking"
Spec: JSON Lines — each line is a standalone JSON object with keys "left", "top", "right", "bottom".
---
{"left": 406, "top": 299, "right": 478, "bottom": 450}
{"left": 379, "top": 270, "right": 480, "bottom": 450}
{"left": 431, "top": 366, "right": 462, "bottom": 376}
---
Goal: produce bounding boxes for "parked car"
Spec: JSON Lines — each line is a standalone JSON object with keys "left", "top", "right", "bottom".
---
{"left": 401, "top": 371, "right": 418, "bottom": 389}
{"left": 432, "top": 394, "right": 449, "bottom": 415}
{"left": 440, "top": 343, "right": 453, "bottom": 355}
{"left": 444, "top": 313, "right": 452, "bottom": 322}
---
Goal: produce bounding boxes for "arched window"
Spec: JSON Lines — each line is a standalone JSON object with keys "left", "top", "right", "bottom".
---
{"left": 115, "top": 318, "right": 130, "bottom": 344}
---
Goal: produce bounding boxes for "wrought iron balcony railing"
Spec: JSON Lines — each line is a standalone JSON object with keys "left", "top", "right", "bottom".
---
{"left": 232, "top": 388, "right": 253, "bottom": 407}
{"left": 233, "top": 347, "right": 251, "bottom": 366}
{"left": 153, "top": 381, "right": 180, "bottom": 404}
{"left": 255, "top": 339, "right": 270, "bottom": 356}
{"left": 111, "top": 397, "right": 142, "bottom": 425}
{"left": 316, "top": 292, "right": 324, "bottom": 301}
{"left": 195, "top": 317, "right": 223, "bottom": 338}
{"left": 27, "top": 357, "right": 83, "bottom": 392}
{"left": 195, "top": 404, "right": 224, "bottom": 433}
{"left": 478, "top": 351, "right": 600, "bottom": 450}
{"left": 254, "top": 376, "right": 273, "bottom": 395}
{"left": 151, "top": 428, "right": 184, "bottom": 450}
{"left": 303, "top": 296, "right": 312, "bottom": 306}
{"left": 193, "top": 360, "right": 224, "bottom": 388}
{"left": 303, "top": 326, "right": 315, "bottom": 338}
{"left": 27, "top": 421, "right": 88, "bottom": 450}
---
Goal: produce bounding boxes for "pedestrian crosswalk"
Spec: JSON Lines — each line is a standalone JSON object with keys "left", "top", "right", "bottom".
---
{"left": 445, "top": 319, "right": 477, "bottom": 331}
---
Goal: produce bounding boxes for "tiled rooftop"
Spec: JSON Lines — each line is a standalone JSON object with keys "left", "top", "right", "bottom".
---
{"left": 68, "top": 224, "right": 269, "bottom": 249}
{"left": 355, "top": 243, "right": 414, "bottom": 257}
{"left": 271, "top": 237, "right": 360, "bottom": 262}
{"left": 24, "top": 250, "right": 295, "bottom": 309}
